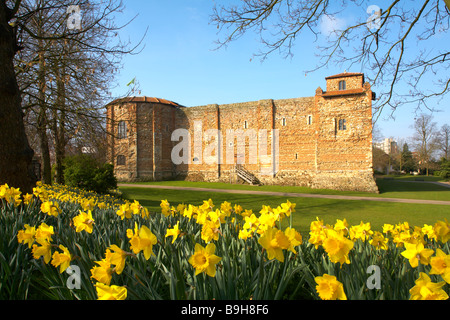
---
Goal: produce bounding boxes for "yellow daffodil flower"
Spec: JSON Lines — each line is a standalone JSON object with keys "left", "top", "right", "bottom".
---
{"left": 258, "top": 227, "right": 291, "bottom": 263}
{"left": 108, "top": 245, "right": 128, "bottom": 275}
{"left": 284, "top": 227, "right": 302, "bottom": 254}
{"left": 95, "top": 283, "right": 127, "bottom": 300}
{"left": 35, "top": 223, "right": 54, "bottom": 242}
{"left": 188, "top": 243, "right": 222, "bottom": 277}
{"left": 322, "top": 229, "right": 354, "bottom": 266}
{"left": 73, "top": 210, "right": 95, "bottom": 233}
{"left": 409, "top": 272, "right": 449, "bottom": 300}
{"left": 32, "top": 238, "right": 52, "bottom": 264}
{"left": 165, "top": 221, "right": 181, "bottom": 244}
{"left": 429, "top": 249, "right": 450, "bottom": 284}
{"left": 40, "top": 201, "right": 61, "bottom": 217}
{"left": 434, "top": 219, "right": 450, "bottom": 243}
{"left": 127, "top": 223, "right": 157, "bottom": 260}
{"left": 116, "top": 203, "right": 132, "bottom": 220}
{"left": 90, "top": 256, "right": 113, "bottom": 285}
{"left": 51, "top": 245, "right": 72, "bottom": 273}
{"left": 401, "top": 242, "right": 434, "bottom": 268}
{"left": 17, "top": 224, "right": 36, "bottom": 248}
{"left": 315, "top": 274, "right": 347, "bottom": 300}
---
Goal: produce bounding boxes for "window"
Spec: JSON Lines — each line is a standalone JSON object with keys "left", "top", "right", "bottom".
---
{"left": 338, "top": 119, "right": 347, "bottom": 131}
{"left": 282, "top": 118, "right": 287, "bottom": 127}
{"left": 295, "top": 153, "right": 298, "bottom": 160}
{"left": 339, "top": 80, "right": 346, "bottom": 91}
{"left": 117, "top": 155, "right": 126, "bottom": 166}
{"left": 118, "top": 121, "right": 127, "bottom": 139}
{"left": 244, "top": 120, "right": 248, "bottom": 129}
{"left": 307, "top": 115, "right": 313, "bottom": 125}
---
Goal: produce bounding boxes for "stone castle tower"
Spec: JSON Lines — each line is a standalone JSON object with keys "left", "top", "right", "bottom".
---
{"left": 106, "top": 72, "right": 379, "bottom": 193}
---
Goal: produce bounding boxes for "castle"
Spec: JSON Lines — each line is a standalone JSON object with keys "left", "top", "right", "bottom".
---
{"left": 106, "top": 72, "right": 379, "bottom": 193}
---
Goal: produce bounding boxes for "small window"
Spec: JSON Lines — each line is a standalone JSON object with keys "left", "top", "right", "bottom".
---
{"left": 282, "top": 118, "right": 287, "bottom": 127}
{"left": 338, "top": 119, "right": 347, "bottom": 131}
{"left": 118, "top": 121, "right": 127, "bottom": 139}
{"left": 244, "top": 121, "right": 248, "bottom": 129}
{"left": 339, "top": 80, "right": 346, "bottom": 91}
{"left": 117, "top": 155, "right": 126, "bottom": 166}
{"left": 307, "top": 115, "right": 313, "bottom": 125}
{"left": 295, "top": 153, "right": 298, "bottom": 160}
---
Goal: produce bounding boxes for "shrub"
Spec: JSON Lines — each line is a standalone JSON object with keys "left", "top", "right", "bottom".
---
{"left": 63, "top": 154, "right": 117, "bottom": 194}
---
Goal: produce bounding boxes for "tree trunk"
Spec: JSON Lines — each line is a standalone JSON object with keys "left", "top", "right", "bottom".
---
{"left": 37, "top": 31, "right": 52, "bottom": 185}
{"left": 53, "top": 65, "right": 66, "bottom": 184}
{"left": 0, "top": 3, "right": 36, "bottom": 193}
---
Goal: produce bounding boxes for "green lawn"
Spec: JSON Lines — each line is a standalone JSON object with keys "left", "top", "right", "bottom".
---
{"left": 119, "top": 182, "right": 450, "bottom": 235}
{"left": 120, "top": 176, "right": 450, "bottom": 202}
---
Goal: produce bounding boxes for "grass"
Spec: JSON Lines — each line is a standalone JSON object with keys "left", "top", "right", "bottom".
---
{"left": 120, "top": 175, "right": 450, "bottom": 202}
{"left": 119, "top": 184, "right": 450, "bottom": 235}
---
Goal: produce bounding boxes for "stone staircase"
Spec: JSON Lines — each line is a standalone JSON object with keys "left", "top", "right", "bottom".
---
{"left": 235, "top": 164, "right": 261, "bottom": 185}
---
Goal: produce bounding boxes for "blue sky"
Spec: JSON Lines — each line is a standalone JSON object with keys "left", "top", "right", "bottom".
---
{"left": 110, "top": 0, "right": 449, "bottom": 144}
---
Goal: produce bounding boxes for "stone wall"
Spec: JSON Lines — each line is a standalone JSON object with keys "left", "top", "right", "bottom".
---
{"left": 106, "top": 73, "right": 379, "bottom": 193}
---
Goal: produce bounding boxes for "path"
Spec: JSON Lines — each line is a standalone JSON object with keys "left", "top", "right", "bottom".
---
{"left": 118, "top": 184, "right": 450, "bottom": 206}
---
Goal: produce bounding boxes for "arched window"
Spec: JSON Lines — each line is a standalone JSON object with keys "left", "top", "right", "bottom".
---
{"left": 339, "top": 80, "right": 346, "bottom": 90}
{"left": 117, "top": 155, "right": 126, "bottom": 166}
{"left": 118, "top": 121, "right": 127, "bottom": 139}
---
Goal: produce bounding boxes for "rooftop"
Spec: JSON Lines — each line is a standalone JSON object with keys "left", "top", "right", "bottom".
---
{"left": 107, "top": 96, "right": 185, "bottom": 108}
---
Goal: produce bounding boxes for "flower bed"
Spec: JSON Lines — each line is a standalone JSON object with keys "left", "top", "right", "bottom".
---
{"left": 1, "top": 182, "right": 449, "bottom": 300}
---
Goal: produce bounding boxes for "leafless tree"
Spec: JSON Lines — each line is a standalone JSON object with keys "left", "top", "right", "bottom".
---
{"left": 436, "top": 123, "right": 450, "bottom": 159}
{"left": 10, "top": 0, "right": 144, "bottom": 185}
{"left": 211, "top": 0, "right": 450, "bottom": 122}
{"left": 410, "top": 113, "right": 439, "bottom": 175}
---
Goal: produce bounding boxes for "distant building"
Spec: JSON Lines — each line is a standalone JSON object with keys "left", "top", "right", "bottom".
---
{"left": 374, "top": 138, "right": 398, "bottom": 155}
{"left": 106, "top": 72, "right": 379, "bottom": 193}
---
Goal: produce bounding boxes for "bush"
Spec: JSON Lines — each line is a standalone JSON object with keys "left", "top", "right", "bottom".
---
{"left": 63, "top": 154, "right": 117, "bottom": 194}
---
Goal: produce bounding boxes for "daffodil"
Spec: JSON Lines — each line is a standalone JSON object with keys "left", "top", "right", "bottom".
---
{"left": 40, "top": 201, "right": 61, "bottom": 217}
{"left": 401, "top": 242, "right": 434, "bottom": 268}
{"left": 280, "top": 200, "right": 296, "bottom": 217}
{"left": 17, "top": 224, "right": 36, "bottom": 248}
{"left": 35, "top": 223, "right": 54, "bottom": 242}
{"left": 258, "top": 227, "right": 291, "bottom": 262}
{"left": 160, "top": 199, "right": 171, "bottom": 216}
{"left": 127, "top": 223, "right": 157, "bottom": 260}
{"left": 32, "top": 238, "right": 52, "bottom": 264}
{"left": 409, "top": 272, "right": 449, "bottom": 300}
{"left": 349, "top": 221, "right": 373, "bottom": 241}
{"left": 434, "top": 219, "right": 450, "bottom": 243}
{"left": 309, "top": 217, "right": 327, "bottom": 249}
{"left": 284, "top": 227, "right": 302, "bottom": 254}
{"left": 116, "top": 203, "right": 132, "bottom": 220}
{"left": 333, "top": 219, "right": 349, "bottom": 236}
{"left": 165, "top": 221, "right": 181, "bottom": 244}
{"left": 95, "top": 283, "right": 127, "bottom": 300}
{"left": 23, "top": 193, "right": 34, "bottom": 205}
{"left": 429, "top": 249, "right": 450, "bottom": 284}
{"left": 315, "top": 274, "right": 347, "bottom": 300}
{"left": 90, "top": 255, "right": 113, "bottom": 285}
{"left": 108, "top": 245, "right": 128, "bottom": 275}
{"left": 73, "top": 210, "right": 95, "bottom": 233}
{"left": 51, "top": 245, "right": 72, "bottom": 273}
{"left": 183, "top": 204, "right": 195, "bottom": 220}
{"left": 369, "top": 231, "right": 389, "bottom": 250}
{"left": 322, "top": 229, "right": 354, "bottom": 266}
{"left": 188, "top": 243, "right": 222, "bottom": 277}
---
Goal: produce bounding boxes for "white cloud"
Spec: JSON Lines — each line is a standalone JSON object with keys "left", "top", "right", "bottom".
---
{"left": 320, "top": 14, "right": 347, "bottom": 37}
